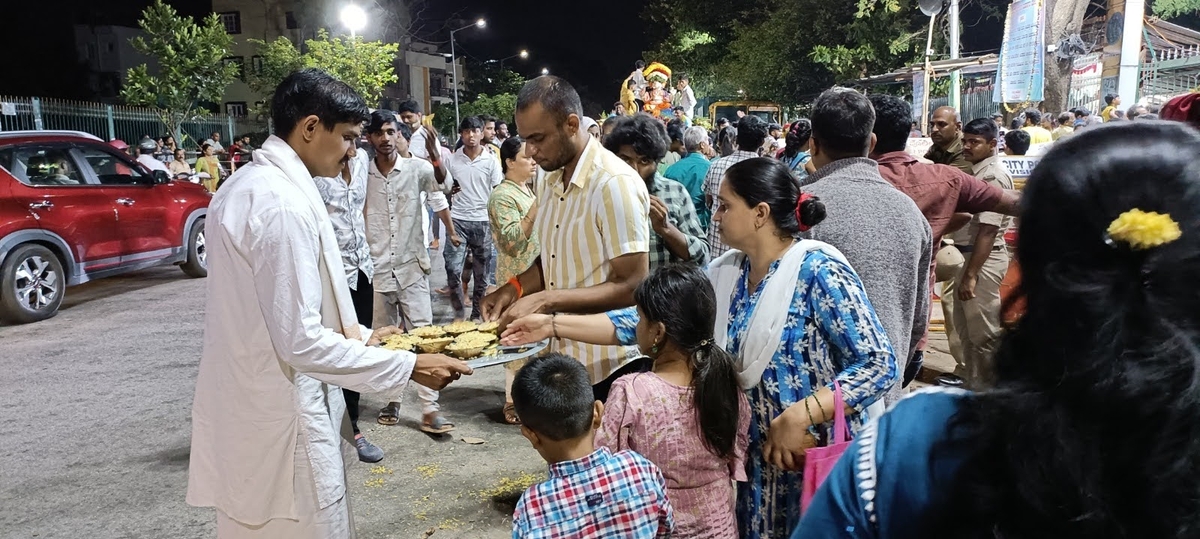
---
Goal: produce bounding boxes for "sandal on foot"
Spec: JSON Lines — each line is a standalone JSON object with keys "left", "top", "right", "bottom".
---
{"left": 420, "top": 413, "right": 455, "bottom": 434}
{"left": 377, "top": 404, "right": 400, "bottom": 426}
{"left": 503, "top": 403, "right": 521, "bottom": 425}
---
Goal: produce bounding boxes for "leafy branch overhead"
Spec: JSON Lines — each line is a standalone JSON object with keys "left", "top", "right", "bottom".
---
{"left": 250, "top": 30, "right": 399, "bottom": 111}
{"left": 641, "top": 0, "right": 926, "bottom": 105}
{"left": 1151, "top": 0, "right": 1200, "bottom": 18}
{"left": 121, "top": 0, "right": 239, "bottom": 141}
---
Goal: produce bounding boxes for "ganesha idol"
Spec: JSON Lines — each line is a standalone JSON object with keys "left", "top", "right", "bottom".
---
{"left": 642, "top": 62, "right": 673, "bottom": 118}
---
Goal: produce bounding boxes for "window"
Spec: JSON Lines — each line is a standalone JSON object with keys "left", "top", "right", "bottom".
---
{"left": 76, "top": 146, "right": 152, "bottom": 186}
{"left": 0, "top": 146, "right": 88, "bottom": 187}
{"left": 285, "top": 11, "right": 299, "bottom": 30}
{"left": 218, "top": 11, "right": 241, "bottom": 34}
{"left": 223, "top": 56, "right": 246, "bottom": 81}
{"left": 250, "top": 55, "right": 264, "bottom": 76}
{"left": 226, "top": 102, "right": 248, "bottom": 118}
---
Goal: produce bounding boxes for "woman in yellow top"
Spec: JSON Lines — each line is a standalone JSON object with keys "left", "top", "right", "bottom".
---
{"left": 486, "top": 136, "right": 540, "bottom": 424}
{"left": 194, "top": 143, "right": 222, "bottom": 192}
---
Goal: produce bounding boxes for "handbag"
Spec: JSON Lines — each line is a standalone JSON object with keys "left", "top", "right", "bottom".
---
{"left": 800, "top": 380, "right": 852, "bottom": 513}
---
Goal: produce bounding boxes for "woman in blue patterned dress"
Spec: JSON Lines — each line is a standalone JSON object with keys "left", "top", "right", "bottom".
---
{"left": 501, "top": 158, "right": 897, "bottom": 538}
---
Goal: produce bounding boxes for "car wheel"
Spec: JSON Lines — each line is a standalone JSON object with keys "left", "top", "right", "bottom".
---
{"left": 181, "top": 219, "right": 208, "bottom": 278}
{"left": 0, "top": 244, "right": 66, "bottom": 324}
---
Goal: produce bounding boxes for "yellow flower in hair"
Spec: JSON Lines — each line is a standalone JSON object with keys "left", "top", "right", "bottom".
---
{"left": 1106, "top": 209, "right": 1182, "bottom": 250}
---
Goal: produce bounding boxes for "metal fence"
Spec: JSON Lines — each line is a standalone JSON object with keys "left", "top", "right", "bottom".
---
{"left": 0, "top": 96, "right": 267, "bottom": 148}
{"left": 1140, "top": 44, "right": 1200, "bottom": 104}
{"left": 927, "top": 81, "right": 998, "bottom": 124}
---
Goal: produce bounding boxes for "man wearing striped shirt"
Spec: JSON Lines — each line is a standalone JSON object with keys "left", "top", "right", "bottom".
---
{"left": 481, "top": 77, "right": 650, "bottom": 400}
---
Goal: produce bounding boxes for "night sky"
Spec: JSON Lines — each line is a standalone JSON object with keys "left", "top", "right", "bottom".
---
{"left": 17, "top": 1, "right": 1165, "bottom": 110}
{"left": 3, "top": 0, "right": 647, "bottom": 111}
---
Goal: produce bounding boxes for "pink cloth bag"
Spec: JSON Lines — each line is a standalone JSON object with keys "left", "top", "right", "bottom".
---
{"left": 800, "top": 380, "right": 852, "bottom": 513}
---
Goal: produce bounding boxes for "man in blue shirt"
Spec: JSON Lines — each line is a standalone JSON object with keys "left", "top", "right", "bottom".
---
{"left": 664, "top": 125, "right": 715, "bottom": 230}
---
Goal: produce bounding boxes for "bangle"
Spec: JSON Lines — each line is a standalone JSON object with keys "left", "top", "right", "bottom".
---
{"left": 430, "top": 159, "right": 441, "bottom": 167}
{"left": 551, "top": 313, "right": 559, "bottom": 339}
{"left": 813, "top": 396, "right": 828, "bottom": 423}
{"left": 508, "top": 277, "right": 523, "bottom": 299}
{"left": 803, "top": 398, "right": 818, "bottom": 428}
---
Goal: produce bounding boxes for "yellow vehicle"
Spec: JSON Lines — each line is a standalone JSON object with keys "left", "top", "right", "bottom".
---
{"left": 708, "top": 101, "right": 782, "bottom": 125}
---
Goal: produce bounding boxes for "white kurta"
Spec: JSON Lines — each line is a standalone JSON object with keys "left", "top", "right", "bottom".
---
{"left": 187, "top": 137, "right": 416, "bottom": 535}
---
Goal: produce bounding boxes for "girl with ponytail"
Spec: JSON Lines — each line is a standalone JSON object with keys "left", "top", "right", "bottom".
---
{"left": 503, "top": 158, "right": 898, "bottom": 538}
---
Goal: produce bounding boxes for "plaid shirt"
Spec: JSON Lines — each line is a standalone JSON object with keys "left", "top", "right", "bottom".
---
{"left": 648, "top": 174, "right": 708, "bottom": 270}
{"left": 703, "top": 150, "right": 758, "bottom": 258}
{"left": 513, "top": 447, "right": 674, "bottom": 539}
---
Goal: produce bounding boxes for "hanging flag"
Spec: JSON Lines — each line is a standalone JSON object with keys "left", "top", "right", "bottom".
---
{"left": 993, "top": 0, "right": 1046, "bottom": 103}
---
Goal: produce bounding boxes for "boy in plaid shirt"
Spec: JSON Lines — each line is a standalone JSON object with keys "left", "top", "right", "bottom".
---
{"left": 511, "top": 354, "right": 674, "bottom": 538}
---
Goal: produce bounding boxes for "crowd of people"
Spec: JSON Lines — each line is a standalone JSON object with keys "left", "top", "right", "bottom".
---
{"left": 182, "top": 62, "right": 1200, "bottom": 539}
{"left": 109, "top": 130, "right": 256, "bottom": 192}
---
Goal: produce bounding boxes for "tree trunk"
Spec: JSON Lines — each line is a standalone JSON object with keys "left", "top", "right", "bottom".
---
{"left": 1041, "top": 0, "right": 1090, "bottom": 112}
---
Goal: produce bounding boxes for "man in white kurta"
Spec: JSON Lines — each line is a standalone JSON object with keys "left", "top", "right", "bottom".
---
{"left": 187, "top": 68, "right": 469, "bottom": 538}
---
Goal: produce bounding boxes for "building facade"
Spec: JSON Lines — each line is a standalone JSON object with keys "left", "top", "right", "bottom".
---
{"left": 72, "top": 25, "right": 155, "bottom": 102}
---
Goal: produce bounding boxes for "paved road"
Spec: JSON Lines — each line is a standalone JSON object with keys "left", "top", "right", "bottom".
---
{"left": 0, "top": 249, "right": 540, "bottom": 539}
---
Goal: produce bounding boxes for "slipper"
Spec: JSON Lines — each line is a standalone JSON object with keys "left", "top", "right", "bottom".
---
{"left": 502, "top": 403, "right": 521, "bottom": 425}
{"left": 420, "top": 413, "right": 455, "bottom": 434}
{"left": 378, "top": 404, "right": 400, "bottom": 426}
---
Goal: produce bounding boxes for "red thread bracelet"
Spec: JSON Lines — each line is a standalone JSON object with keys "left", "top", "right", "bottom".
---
{"left": 508, "top": 277, "right": 523, "bottom": 299}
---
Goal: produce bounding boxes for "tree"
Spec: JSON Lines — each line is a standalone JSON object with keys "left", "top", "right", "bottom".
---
{"left": 1152, "top": 0, "right": 1200, "bottom": 18}
{"left": 1041, "top": 0, "right": 1091, "bottom": 113}
{"left": 121, "top": 0, "right": 239, "bottom": 144}
{"left": 641, "top": 0, "right": 926, "bottom": 105}
{"left": 1036, "top": 0, "right": 1200, "bottom": 112}
{"left": 431, "top": 93, "right": 518, "bottom": 138}
{"left": 249, "top": 30, "right": 399, "bottom": 111}
{"left": 461, "top": 59, "right": 526, "bottom": 101}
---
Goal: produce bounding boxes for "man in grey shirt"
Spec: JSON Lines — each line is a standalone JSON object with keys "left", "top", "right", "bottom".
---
{"left": 801, "top": 87, "right": 933, "bottom": 403}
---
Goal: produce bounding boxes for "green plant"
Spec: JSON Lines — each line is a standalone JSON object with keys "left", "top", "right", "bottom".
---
{"left": 121, "top": 0, "right": 239, "bottom": 142}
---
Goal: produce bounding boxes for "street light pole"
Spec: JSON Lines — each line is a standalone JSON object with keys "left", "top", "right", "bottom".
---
{"left": 450, "top": 18, "right": 486, "bottom": 131}
{"left": 948, "top": 0, "right": 961, "bottom": 111}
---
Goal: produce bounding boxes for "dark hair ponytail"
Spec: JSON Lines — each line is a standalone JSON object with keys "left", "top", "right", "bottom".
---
{"left": 725, "top": 157, "right": 826, "bottom": 236}
{"left": 635, "top": 264, "right": 741, "bottom": 460}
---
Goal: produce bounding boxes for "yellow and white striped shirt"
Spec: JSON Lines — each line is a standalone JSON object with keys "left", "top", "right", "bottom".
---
{"left": 537, "top": 137, "right": 650, "bottom": 383}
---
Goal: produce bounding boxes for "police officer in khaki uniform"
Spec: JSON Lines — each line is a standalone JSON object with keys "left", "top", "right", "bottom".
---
{"left": 948, "top": 118, "right": 1014, "bottom": 388}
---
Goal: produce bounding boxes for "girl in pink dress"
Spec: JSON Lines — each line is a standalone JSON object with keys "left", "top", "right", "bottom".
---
{"left": 596, "top": 265, "right": 750, "bottom": 538}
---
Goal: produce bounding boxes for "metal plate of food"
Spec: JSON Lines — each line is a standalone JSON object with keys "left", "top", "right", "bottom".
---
{"left": 465, "top": 340, "right": 549, "bottom": 370}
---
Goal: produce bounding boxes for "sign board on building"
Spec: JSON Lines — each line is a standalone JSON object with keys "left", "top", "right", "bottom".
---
{"left": 993, "top": 0, "right": 1046, "bottom": 103}
{"left": 912, "top": 73, "right": 925, "bottom": 123}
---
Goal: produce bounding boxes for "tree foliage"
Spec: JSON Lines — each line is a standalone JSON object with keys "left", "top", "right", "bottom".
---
{"left": 430, "top": 93, "right": 519, "bottom": 138}
{"left": 121, "top": 0, "right": 239, "bottom": 143}
{"left": 642, "top": 0, "right": 926, "bottom": 106}
{"left": 461, "top": 60, "right": 526, "bottom": 102}
{"left": 249, "top": 30, "right": 399, "bottom": 111}
{"left": 1152, "top": 0, "right": 1200, "bottom": 18}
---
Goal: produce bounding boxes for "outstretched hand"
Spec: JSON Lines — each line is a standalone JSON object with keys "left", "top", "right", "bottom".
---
{"left": 500, "top": 314, "right": 554, "bottom": 346}
{"left": 411, "top": 354, "right": 473, "bottom": 390}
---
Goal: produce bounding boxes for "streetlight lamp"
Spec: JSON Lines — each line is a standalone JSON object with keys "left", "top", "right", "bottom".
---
{"left": 487, "top": 49, "right": 529, "bottom": 69}
{"left": 450, "top": 18, "right": 486, "bottom": 130}
{"left": 339, "top": 4, "right": 367, "bottom": 37}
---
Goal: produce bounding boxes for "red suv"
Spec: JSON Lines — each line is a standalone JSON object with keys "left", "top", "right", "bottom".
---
{"left": 0, "top": 130, "right": 210, "bottom": 324}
